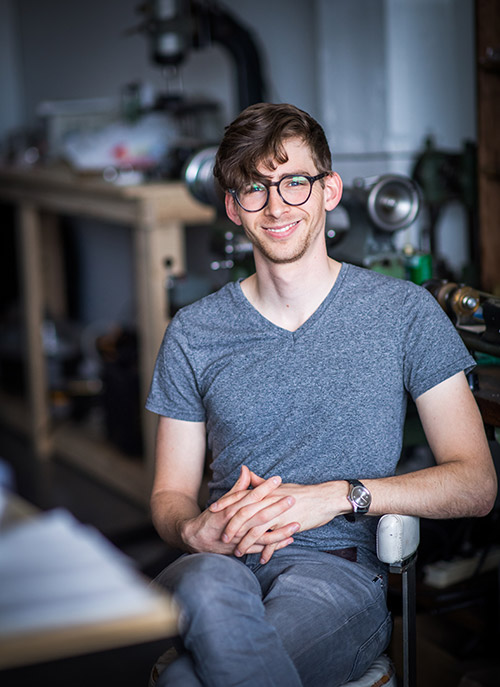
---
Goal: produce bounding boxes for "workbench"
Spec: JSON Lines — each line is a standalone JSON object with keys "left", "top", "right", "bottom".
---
{"left": 0, "top": 165, "right": 215, "bottom": 504}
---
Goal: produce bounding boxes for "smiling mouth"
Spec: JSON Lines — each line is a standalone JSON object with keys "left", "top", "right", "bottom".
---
{"left": 264, "top": 221, "right": 300, "bottom": 234}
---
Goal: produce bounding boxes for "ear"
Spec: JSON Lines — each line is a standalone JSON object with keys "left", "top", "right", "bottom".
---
{"left": 324, "top": 172, "right": 343, "bottom": 212}
{"left": 225, "top": 192, "right": 243, "bottom": 226}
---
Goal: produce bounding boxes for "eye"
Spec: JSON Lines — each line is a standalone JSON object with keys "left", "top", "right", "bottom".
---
{"left": 283, "top": 175, "right": 309, "bottom": 188}
{"left": 244, "top": 182, "right": 266, "bottom": 194}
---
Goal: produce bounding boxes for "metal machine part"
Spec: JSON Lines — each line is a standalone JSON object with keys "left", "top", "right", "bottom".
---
{"left": 183, "top": 145, "right": 224, "bottom": 209}
{"left": 147, "top": 0, "right": 194, "bottom": 67}
{"left": 330, "top": 175, "right": 422, "bottom": 267}
{"left": 132, "top": 0, "right": 267, "bottom": 111}
{"left": 424, "top": 279, "right": 481, "bottom": 325}
{"left": 412, "top": 137, "right": 478, "bottom": 267}
{"left": 424, "top": 279, "right": 500, "bottom": 356}
{"left": 366, "top": 175, "right": 421, "bottom": 232}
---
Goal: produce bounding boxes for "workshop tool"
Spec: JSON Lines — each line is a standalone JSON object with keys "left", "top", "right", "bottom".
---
{"left": 329, "top": 174, "right": 422, "bottom": 269}
{"left": 424, "top": 279, "right": 500, "bottom": 356}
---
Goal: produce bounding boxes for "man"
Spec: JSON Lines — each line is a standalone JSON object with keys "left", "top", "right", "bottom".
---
{"left": 146, "top": 103, "right": 497, "bottom": 687}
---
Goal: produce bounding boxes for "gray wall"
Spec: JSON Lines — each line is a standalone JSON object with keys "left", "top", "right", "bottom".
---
{"left": 3, "top": 0, "right": 475, "bottom": 156}
{"left": 0, "top": 0, "right": 24, "bottom": 139}
{"left": 0, "top": 0, "right": 476, "bottom": 323}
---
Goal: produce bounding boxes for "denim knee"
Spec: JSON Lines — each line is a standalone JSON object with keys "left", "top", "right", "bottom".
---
{"left": 154, "top": 553, "right": 261, "bottom": 629}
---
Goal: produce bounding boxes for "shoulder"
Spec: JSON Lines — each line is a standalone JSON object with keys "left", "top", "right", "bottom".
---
{"left": 173, "top": 281, "right": 240, "bottom": 326}
{"left": 166, "top": 280, "right": 245, "bottom": 348}
{"left": 342, "top": 263, "right": 433, "bottom": 311}
{"left": 345, "top": 263, "right": 420, "bottom": 292}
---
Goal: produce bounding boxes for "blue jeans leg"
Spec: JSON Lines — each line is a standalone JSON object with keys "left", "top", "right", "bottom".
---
{"left": 154, "top": 552, "right": 302, "bottom": 687}
{"left": 156, "top": 653, "right": 203, "bottom": 687}
{"left": 248, "top": 547, "right": 392, "bottom": 687}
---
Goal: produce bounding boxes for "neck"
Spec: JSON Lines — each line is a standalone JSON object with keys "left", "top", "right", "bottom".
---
{"left": 241, "top": 253, "right": 341, "bottom": 331}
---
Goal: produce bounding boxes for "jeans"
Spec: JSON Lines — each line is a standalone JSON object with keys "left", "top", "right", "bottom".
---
{"left": 153, "top": 546, "right": 392, "bottom": 687}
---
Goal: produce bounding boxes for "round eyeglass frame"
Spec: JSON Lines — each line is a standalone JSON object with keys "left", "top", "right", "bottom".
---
{"left": 229, "top": 171, "right": 330, "bottom": 213}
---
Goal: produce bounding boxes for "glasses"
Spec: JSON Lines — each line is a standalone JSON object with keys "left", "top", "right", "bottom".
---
{"left": 229, "top": 172, "right": 330, "bottom": 212}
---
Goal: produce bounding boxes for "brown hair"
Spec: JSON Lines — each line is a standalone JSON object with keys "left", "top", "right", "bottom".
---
{"left": 213, "top": 102, "right": 332, "bottom": 191}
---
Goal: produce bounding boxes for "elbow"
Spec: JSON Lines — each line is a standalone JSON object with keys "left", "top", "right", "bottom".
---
{"left": 474, "top": 473, "right": 498, "bottom": 518}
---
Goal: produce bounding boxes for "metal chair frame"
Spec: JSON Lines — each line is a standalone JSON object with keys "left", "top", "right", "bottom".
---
{"left": 377, "top": 514, "right": 420, "bottom": 687}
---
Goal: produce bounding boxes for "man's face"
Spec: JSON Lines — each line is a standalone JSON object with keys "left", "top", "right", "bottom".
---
{"left": 225, "top": 137, "right": 342, "bottom": 266}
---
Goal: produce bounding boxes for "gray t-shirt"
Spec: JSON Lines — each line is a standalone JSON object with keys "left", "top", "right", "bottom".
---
{"left": 146, "top": 263, "right": 475, "bottom": 567}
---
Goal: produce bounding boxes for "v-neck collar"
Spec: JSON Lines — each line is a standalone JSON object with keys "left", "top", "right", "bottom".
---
{"left": 232, "top": 262, "right": 349, "bottom": 338}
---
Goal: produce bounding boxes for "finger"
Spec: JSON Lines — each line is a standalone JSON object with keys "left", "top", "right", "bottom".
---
{"left": 273, "top": 536, "right": 296, "bottom": 552}
{"left": 259, "top": 536, "right": 295, "bottom": 563}
{"left": 257, "top": 522, "right": 300, "bottom": 545}
{"left": 235, "top": 521, "right": 299, "bottom": 558}
{"left": 229, "top": 465, "right": 251, "bottom": 493}
{"left": 223, "top": 494, "right": 295, "bottom": 544}
{"left": 259, "top": 543, "right": 277, "bottom": 564}
{"left": 208, "top": 490, "right": 248, "bottom": 513}
{"left": 234, "top": 522, "right": 300, "bottom": 563}
{"left": 249, "top": 470, "right": 266, "bottom": 487}
{"left": 211, "top": 474, "right": 282, "bottom": 513}
{"left": 243, "top": 535, "right": 295, "bottom": 559}
{"left": 208, "top": 466, "right": 252, "bottom": 513}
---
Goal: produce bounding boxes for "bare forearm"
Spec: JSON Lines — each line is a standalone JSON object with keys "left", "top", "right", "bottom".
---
{"left": 215, "top": 456, "right": 497, "bottom": 558}
{"left": 364, "top": 459, "right": 497, "bottom": 520}
{"left": 151, "top": 489, "right": 201, "bottom": 551}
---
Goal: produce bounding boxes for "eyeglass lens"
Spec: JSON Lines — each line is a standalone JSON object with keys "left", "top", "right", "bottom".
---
{"left": 237, "top": 175, "right": 313, "bottom": 212}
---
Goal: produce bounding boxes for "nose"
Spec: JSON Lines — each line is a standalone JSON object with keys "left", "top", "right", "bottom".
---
{"left": 264, "top": 185, "right": 287, "bottom": 217}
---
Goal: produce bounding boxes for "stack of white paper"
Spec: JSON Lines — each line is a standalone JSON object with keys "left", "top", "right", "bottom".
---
{"left": 0, "top": 508, "right": 169, "bottom": 638}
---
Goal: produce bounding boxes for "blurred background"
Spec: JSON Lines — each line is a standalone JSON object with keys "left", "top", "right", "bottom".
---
{"left": 0, "top": 1, "right": 499, "bottom": 686}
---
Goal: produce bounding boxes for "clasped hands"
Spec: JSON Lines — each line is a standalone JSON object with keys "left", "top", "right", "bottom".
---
{"left": 181, "top": 465, "right": 344, "bottom": 564}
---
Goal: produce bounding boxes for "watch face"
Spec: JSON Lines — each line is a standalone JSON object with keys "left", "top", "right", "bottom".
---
{"left": 352, "top": 485, "right": 371, "bottom": 508}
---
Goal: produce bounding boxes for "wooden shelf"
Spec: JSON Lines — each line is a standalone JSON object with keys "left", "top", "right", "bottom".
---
{"left": 0, "top": 166, "right": 215, "bottom": 502}
{"left": 0, "top": 390, "right": 150, "bottom": 505}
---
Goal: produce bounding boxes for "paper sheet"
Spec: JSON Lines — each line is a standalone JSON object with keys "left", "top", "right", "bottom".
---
{"left": 0, "top": 508, "right": 163, "bottom": 636}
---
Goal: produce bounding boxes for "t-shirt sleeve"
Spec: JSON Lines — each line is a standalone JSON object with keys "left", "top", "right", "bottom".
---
{"left": 145, "top": 313, "right": 206, "bottom": 421}
{"left": 401, "top": 284, "right": 476, "bottom": 400}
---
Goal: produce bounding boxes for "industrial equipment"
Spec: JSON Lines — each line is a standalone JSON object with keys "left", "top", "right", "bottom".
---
{"left": 182, "top": 146, "right": 425, "bottom": 279}
{"left": 131, "top": 0, "right": 267, "bottom": 112}
{"left": 424, "top": 279, "right": 500, "bottom": 357}
{"left": 412, "top": 137, "right": 479, "bottom": 284}
{"left": 412, "top": 138, "right": 477, "bottom": 260}
{"left": 124, "top": 1, "right": 268, "bottom": 180}
{"left": 183, "top": 145, "right": 224, "bottom": 209}
{"left": 328, "top": 174, "right": 422, "bottom": 270}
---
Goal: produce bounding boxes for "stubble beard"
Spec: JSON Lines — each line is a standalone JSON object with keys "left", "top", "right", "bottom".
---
{"left": 243, "top": 226, "right": 316, "bottom": 265}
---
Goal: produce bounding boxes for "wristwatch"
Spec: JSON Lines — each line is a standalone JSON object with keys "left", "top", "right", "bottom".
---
{"left": 345, "top": 479, "right": 372, "bottom": 522}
